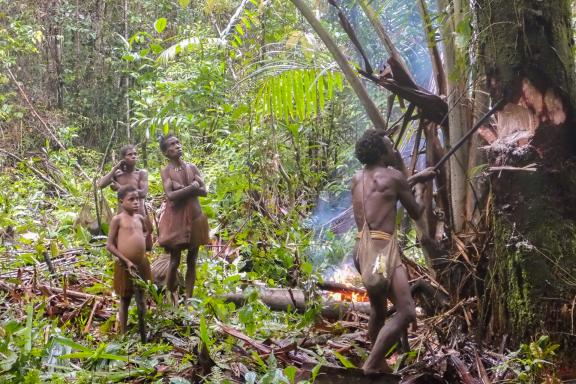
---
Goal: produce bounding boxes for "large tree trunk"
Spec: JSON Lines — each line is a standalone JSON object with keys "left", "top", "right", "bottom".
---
{"left": 437, "top": 0, "right": 473, "bottom": 231}
{"left": 476, "top": 0, "right": 576, "bottom": 354}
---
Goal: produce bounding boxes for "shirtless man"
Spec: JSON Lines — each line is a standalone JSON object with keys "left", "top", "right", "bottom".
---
{"left": 106, "top": 185, "right": 151, "bottom": 342}
{"left": 352, "top": 128, "right": 435, "bottom": 374}
{"left": 158, "top": 134, "right": 209, "bottom": 303}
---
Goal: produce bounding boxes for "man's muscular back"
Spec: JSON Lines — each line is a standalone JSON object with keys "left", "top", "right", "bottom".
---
{"left": 352, "top": 166, "right": 422, "bottom": 234}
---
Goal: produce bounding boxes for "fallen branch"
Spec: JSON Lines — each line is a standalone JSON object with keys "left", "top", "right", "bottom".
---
{"left": 448, "top": 352, "right": 480, "bottom": 384}
{"left": 317, "top": 281, "right": 366, "bottom": 295}
{"left": 83, "top": 299, "right": 101, "bottom": 334}
{"left": 0, "top": 279, "right": 112, "bottom": 302}
{"left": 222, "top": 288, "right": 371, "bottom": 319}
{"left": 219, "top": 323, "right": 272, "bottom": 354}
{"left": 489, "top": 165, "right": 537, "bottom": 172}
{"left": 0, "top": 148, "right": 68, "bottom": 195}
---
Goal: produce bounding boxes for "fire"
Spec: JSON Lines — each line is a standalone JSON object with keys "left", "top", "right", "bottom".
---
{"left": 326, "top": 264, "right": 369, "bottom": 303}
{"left": 329, "top": 290, "right": 369, "bottom": 303}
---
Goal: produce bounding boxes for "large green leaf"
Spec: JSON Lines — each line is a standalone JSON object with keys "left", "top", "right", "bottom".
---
{"left": 154, "top": 18, "right": 167, "bottom": 33}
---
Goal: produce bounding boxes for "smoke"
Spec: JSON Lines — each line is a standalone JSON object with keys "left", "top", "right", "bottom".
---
{"left": 304, "top": 182, "right": 356, "bottom": 269}
{"left": 305, "top": 0, "right": 437, "bottom": 275}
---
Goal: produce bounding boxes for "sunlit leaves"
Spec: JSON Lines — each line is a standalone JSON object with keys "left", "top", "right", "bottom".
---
{"left": 154, "top": 18, "right": 167, "bottom": 34}
{"left": 156, "top": 37, "right": 225, "bottom": 64}
{"left": 254, "top": 69, "right": 343, "bottom": 124}
{"left": 178, "top": 0, "right": 190, "bottom": 8}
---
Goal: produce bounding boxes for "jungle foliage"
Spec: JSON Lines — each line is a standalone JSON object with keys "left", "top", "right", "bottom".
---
{"left": 0, "top": 0, "right": 572, "bottom": 382}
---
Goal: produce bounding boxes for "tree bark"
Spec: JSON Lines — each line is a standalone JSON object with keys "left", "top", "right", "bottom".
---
{"left": 476, "top": 0, "right": 576, "bottom": 355}
{"left": 437, "top": 0, "right": 472, "bottom": 231}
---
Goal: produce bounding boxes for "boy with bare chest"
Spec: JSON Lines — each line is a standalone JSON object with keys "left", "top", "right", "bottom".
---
{"left": 99, "top": 145, "right": 153, "bottom": 248}
{"left": 106, "top": 185, "right": 151, "bottom": 342}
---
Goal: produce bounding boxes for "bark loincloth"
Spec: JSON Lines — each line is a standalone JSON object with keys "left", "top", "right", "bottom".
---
{"left": 113, "top": 256, "right": 151, "bottom": 298}
{"left": 158, "top": 210, "right": 209, "bottom": 251}
{"left": 355, "top": 225, "right": 402, "bottom": 292}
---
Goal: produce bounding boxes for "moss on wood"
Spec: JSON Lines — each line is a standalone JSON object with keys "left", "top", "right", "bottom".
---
{"left": 486, "top": 166, "right": 576, "bottom": 355}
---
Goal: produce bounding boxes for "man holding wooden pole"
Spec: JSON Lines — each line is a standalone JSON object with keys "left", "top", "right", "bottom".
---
{"left": 352, "top": 129, "right": 435, "bottom": 374}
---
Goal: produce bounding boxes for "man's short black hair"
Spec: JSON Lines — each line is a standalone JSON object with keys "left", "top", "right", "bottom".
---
{"left": 117, "top": 185, "right": 138, "bottom": 200}
{"left": 355, "top": 129, "right": 390, "bottom": 165}
{"left": 159, "top": 134, "right": 177, "bottom": 153}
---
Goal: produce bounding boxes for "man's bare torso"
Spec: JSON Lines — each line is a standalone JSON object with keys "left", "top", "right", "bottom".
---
{"left": 352, "top": 166, "right": 401, "bottom": 234}
{"left": 352, "top": 165, "right": 421, "bottom": 234}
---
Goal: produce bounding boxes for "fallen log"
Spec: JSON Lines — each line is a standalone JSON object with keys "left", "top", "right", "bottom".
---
{"left": 222, "top": 288, "right": 371, "bottom": 319}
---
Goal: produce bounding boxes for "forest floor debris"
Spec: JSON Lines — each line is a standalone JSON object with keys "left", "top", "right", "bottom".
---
{"left": 0, "top": 243, "right": 554, "bottom": 383}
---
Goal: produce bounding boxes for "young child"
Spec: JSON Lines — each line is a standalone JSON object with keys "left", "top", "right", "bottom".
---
{"left": 98, "top": 145, "right": 153, "bottom": 249}
{"left": 106, "top": 185, "right": 151, "bottom": 342}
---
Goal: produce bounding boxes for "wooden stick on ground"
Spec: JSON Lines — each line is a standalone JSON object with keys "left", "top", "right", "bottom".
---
{"left": 83, "top": 298, "right": 99, "bottom": 334}
{"left": 0, "top": 280, "right": 113, "bottom": 302}
{"left": 0, "top": 148, "right": 68, "bottom": 195}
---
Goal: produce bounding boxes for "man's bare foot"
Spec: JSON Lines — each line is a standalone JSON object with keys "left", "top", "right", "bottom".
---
{"left": 362, "top": 360, "right": 392, "bottom": 375}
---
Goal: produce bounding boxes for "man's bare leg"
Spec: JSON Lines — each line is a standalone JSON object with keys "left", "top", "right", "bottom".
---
{"left": 367, "top": 289, "right": 387, "bottom": 344}
{"left": 118, "top": 296, "right": 131, "bottom": 334}
{"left": 166, "top": 250, "right": 181, "bottom": 305}
{"left": 185, "top": 246, "right": 199, "bottom": 300}
{"left": 363, "top": 266, "right": 416, "bottom": 374}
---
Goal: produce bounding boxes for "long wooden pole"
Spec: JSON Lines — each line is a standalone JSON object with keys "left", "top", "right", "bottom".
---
{"left": 433, "top": 99, "right": 504, "bottom": 171}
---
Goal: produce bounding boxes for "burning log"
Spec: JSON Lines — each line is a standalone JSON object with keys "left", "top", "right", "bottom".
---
{"left": 222, "top": 288, "right": 371, "bottom": 319}
{"left": 317, "top": 281, "right": 366, "bottom": 295}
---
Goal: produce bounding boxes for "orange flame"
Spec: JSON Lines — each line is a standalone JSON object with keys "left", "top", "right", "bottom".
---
{"left": 326, "top": 265, "right": 369, "bottom": 302}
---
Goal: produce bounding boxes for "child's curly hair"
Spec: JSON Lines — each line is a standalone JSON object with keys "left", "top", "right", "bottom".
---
{"left": 117, "top": 185, "right": 137, "bottom": 200}
{"left": 354, "top": 129, "right": 390, "bottom": 165}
